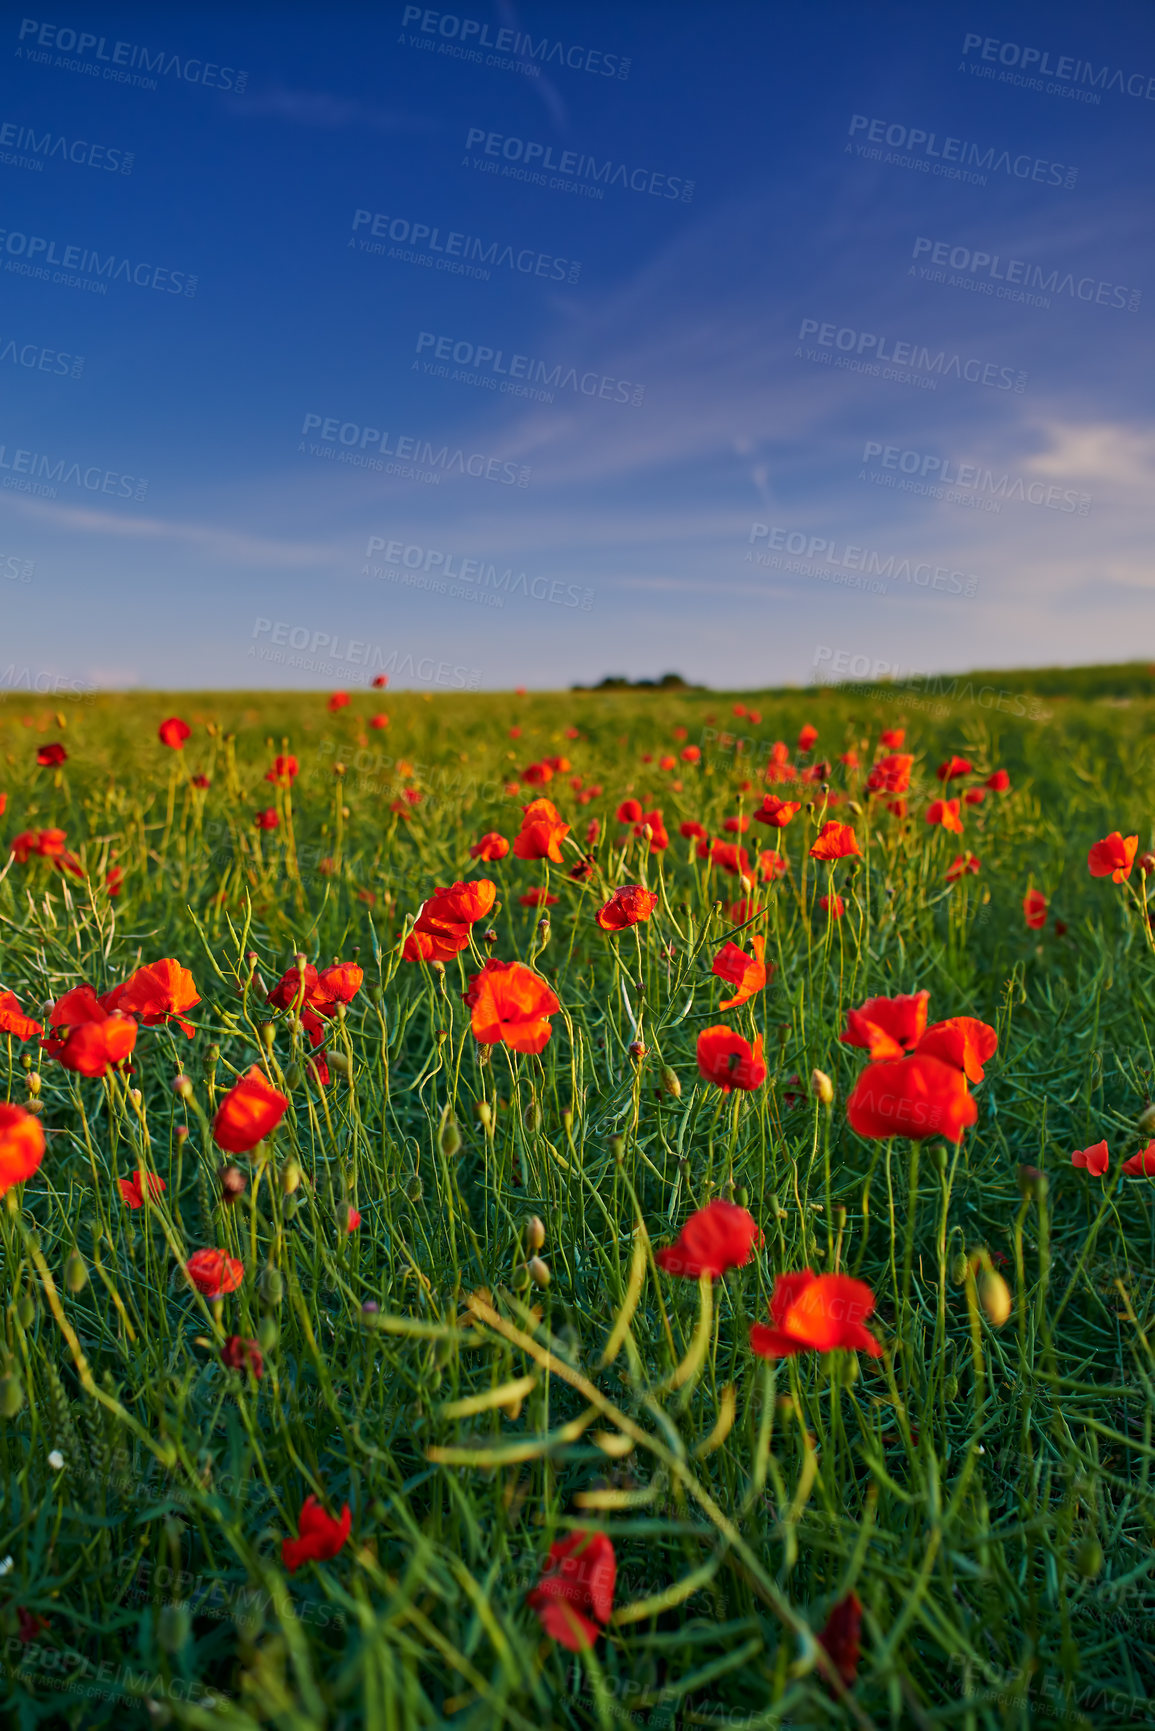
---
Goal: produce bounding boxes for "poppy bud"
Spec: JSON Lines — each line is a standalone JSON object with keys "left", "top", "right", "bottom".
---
{"left": 64, "top": 1250, "right": 88, "bottom": 1293}
{"left": 439, "top": 1109, "right": 462, "bottom": 1157}
{"left": 258, "top": 1266, "right": 284, "bottom": 1306}
{"left": 15, "top": 1292, "right": 35, "bottom": 1329}
{"left": 659, "top": 1065, "right": 681, "bottom": 1098}
{"left": 1074, "top": 1536, "right": 1104, "bottom": 1578}
{"left": 483, "top": 928, "right": 498, "bottom": 946}
{"left": 526, "top": 1215, "right": 546, "bottom": 1250}
{"left": 1138, "top": 853, "right": 1155, "bottom": 876}
{"left": 1138, "top": 1103, "right": 1155, "bottom": 1134}
{"left": 944, "top": 1374, "right": 959, "bottom": 1402}
{"left": 978, "top": 1269, "right": 1012, "bottom": 1328}
{"left": 610, "top": 1134, "right": 625, "bottom": 1162}
{"left": 405, "top": 1175, "right": 423, "bottom": 1202}
{"left": 328, "top": 1050, "right": 353, "bottom": 1080}
{"left": 173, "top": 1074, "right": 193, "bottom": 1100}
{"left": 810, "top": 1068, "right": 834, "bottom": 1106}
{"left": 26, "top": 1071, "right": 40, "bottom": 1098}
{"left": 527, "top": 1255, "right": 550, "bottom": 1288}
{"left": 523, "top": 1099, "right": 541, "bottom": 1134}
{"left": 1017, "top": 1164, "right": 1048, "bottom": 1202}
{"left": 628, "top": 1040, "right": 646, "bottom": 1061}
{"left": 284, "top": 1063, "right": 303, "bottom": 1090}
{"left": 0, "top": 1374, "right": 24, "bottom": 1416}
{"left": 476, "top": 1100, "right": 494, "bottom": 1133}
{"left": 257, "top": 1021, "right": 276, "bottom": 1051}
{"left": 219, "top": 1165, "right": 247, "bottom": 1202}
{"left": 280, "top": 1159, "right": 302, "bottom": 1195}
{"left": 205, "top": 1044, "right": 220, "bottom": 1065}
{"left": 536, "top": 915, "right": 550, "bottom": 945}
{"left": 258, "top": 1316, "right": 279, "bottom": 1352}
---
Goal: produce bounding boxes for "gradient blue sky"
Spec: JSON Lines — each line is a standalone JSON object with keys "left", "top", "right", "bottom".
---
{"left": 1, "top": 0, "right": 1153, "bottom": 691}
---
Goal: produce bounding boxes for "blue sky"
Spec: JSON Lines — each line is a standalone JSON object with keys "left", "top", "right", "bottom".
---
{"left": 1, "top": 0, "right": 1152, "bottom": 691}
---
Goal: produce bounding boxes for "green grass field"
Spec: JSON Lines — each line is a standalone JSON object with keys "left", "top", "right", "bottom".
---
{"left": 1, "top": 671, "right": 1154, "bottom": 1730}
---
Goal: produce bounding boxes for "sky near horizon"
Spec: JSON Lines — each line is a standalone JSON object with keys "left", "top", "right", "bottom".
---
{"left": 1, "top": 0, "right": 1153, "bottom": 694}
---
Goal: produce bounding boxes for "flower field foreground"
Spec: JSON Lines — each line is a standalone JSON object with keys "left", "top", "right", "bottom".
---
{"left": 1, "top": 682, "right": 1154, "bottom": 1728}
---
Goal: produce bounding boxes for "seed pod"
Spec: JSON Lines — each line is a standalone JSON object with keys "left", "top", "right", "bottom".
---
{"left": 659, "top": 1065, "right": 681, "bottom": 1099}
{"left": 438, "top": 1110, "right": 462, "bottom": 1158}
{"left": 523, "top": 1099, "right": 541, "bottom": 1134}
{"left": 1138, "top": 1102, "right": 1155, "bottom": 1134}
{"left": 810, "top": 1068, "right": 834, "bottom": 1106}
{"left": 258, "top": 1266, "right": 284, "bottom": 1306}
{"left": 64, "top": 1250, "right": 88, "bottom": 1294}
{"left": 327, "top": 1050, "right": 353, "bottom": 1080}
{"left": 15, "top": 1293, "right": 35, "bottom": 1329}
{"left": 0, "top": 1374, "right": 25, "bottom": 1417}
{"left": 1075, "top": 1536, "right": 1104, "bottom": 1578}
{"left": 526, "top": 1215, "right": 546, "bottom": 1251}
{"left": 257, "top": 1021, "right": 276, "bottom": 1051}
{"left": 280, "top": 1159, "right": 302, "bottom": 1195}
{"left": 405, "top": 1175, "right": 423, "bottom": 1202}
{"left": 527, "top": 1256, "right": 550, "bottom": 1288}
{"left": 257, "top": 1315, "right": 279, "bottom": 1352}
{"left": 978, "top": 1268, "right": 1012, "bottom": 1328}
{"left": 628, "top": 1040, "right": 646, "bottom": 1062}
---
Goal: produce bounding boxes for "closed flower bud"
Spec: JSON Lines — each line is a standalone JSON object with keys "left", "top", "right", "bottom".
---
{"left": 0, "top": 1375, "right": 24, "bottom": 1417}
{"left": 280, "top": 1159, "right": 302, "bottom": 1195}
{"left": 1074, "top": 1536, "right": 1104, "bottom": 1578}
{"left": 523, "top": 1099, "right": 541, "bottom": 1134}
{"left": 979, "top": 1269, "right": 1012, "bottom": 1328}
{"left": 327, "top": 1050, "right": 353, "bottom": 1080}
{"left": 476, "top": 1100, "right": 494, "bottom": 1133}
{"left": 1138, "top": 1102, "right": 1155, "bottom": 1134}
{"left": 810, "top": 1068, "right": 834, "bottom": 1105}
{"left": 483, "top": 928, "right": 498, "bottom": 946}
{"left": 15, "top": 1293, "right": 35, "bottom": 1329}
{"left": 219, "top": 1164, "right": 247, "bottom": 1202}
{"left": 628, "top": 1040, "right": 646, "bottom": 1061}
{"left": 173, "top": 1074, "right": 193, "bottom": 1100}
{"left": 257, "top": 1021, "right": 276, "bottom": 1051}
{"left": 526, "top": 1215, "right": 546, "bottom": 1251}
{"left": 527, "top": 1255, "right": 550, "bottom": 1288}
{"left": 438, "top": 1110, "right": 462, "bottom": 1158}
{"left": 659, "top": 1065, "right": 681, "bottom": 1099}
{"left": 64, "top": 1250, "right": 88, "bottom": 1293}
{"left": 257, "top": 1315, "right": 279, "bottom": 1352}
{"left": 26, "top": 1071, "right": 40, "bottom": 1098}
{"left": 536, "top": 915, "right": 550, "bottom": 945}
{"left": 258, "top": 1266, "right": 284, "bottom": 1306}
{"left": 610, "top": 1134, "right": 625, "bottom": 1163}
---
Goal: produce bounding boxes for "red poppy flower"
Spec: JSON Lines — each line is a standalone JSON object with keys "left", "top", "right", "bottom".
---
{"left": 265, "top": 754, "right": 299, "bottom": 786}
{"left": 328, "top": 692, "right": 350, "bottom": 712}
{"left": 463, "top": 960, "right": 560, "bottom": 1054}
{"left": 840, "top": 750, "right": 859, "bottom": 769}
{"left": 841, "top": 991, "right": 929, "bottom": 1060}
{"left": 945, "top": 853, "right": 980, "bottom": 883}
{"left": 212, "top": 1067, "right": 288, "bottom": 1153}
{"left": 55, "top": 1014, "right": 138, "bottom": 1076}
{"left": 679, "top": 819, "right": 706, "bottom": 840}
{"left": 986, "top": 769, "right": 1011, "bottom": 792}
{"left": 635, "top": 809, "right": 669, "bottom": 850}
{"left": 750, "top": 1270, "right": 882, "bottom": 1358}
{"left": 681, "top": 745, "right": 701, "bottom": 764}
{"left": 926, "top": 799, "right": 963, "bottom": 834}
{"left": 0, "top": 990, "right": 42, "bottom": 1041}
{"left": 885, "top": 798, "right": 907, "bottom": 819}
{"left": 880, "top": 728, "right": 905, "bottom": 748}
{"left": 799, "top": 761, "right": 831, "bottom": 785}
{"left": 1023, "top": 889, "right": 1048, "bottom": 929}
{"left": 964, "top": 788, "right": 985, "bottom": 807}
{"left": 754, "top": 796, "right": 800, "bottom": 829}
{"left": 615, "top": 798, "right": 643, "bottom": 824}
{"left": 369, "top": 713, "right": 389, "bottom": 730}
{"left": 185, "top": 1248, "right": 244, "bottom": 1298}
{"left": 342, "top": 1204, "right": 362, "bottom": 1233}
{"left": 282, "top": 1495, "right": 352, "bottom": 1574}
{"left": 0, "top": 1102, "right": 45, "bottom": 1195}
{"left": 1088, "top": 833, "right": 1138, "bottom": 883}
{"left": 191, "top": 774, "right": 210, "bottom": 789}
{"left": 523, "top": 761, "right": 554, "bottom": 786}
{"left": 117, "top": 958, "right": 201, "bottom": 1036}
{"left": 254, "top": 808, "right": 279, "bottom": 830}
{"left": 520, "top": 888, "right": 558, "bottom": 907}
{"left": 846, "top": 1053, "right": 977, "bottom": 1142}
{"left": 402, "top": 929, "right": 437, "bottom": 963}
{"left": 1122, "top": 1142, "right": 1155, "bottom": 1176}
{"left": 864, "top": 753, "right": 913, "bottom": 796}
{"left": 915, "top": 1016, "right": 998, "bottom": 1084}
{"left": 117, "top": 1170, "right": 166, "bottom": 1209}
{"left": 697, "top": 839, "right": 751, "bottom": 878}
{"left": 696, "top": 1025, "right": 766, "bottom": 1093}
{"left": 527, "top": 1530, "right": 616, "bottom": 1651}
{"left": 658, "top": 754, "right": 676, "bottom": 770}
{"left": 819, "top": 1591, "right": 863, "bottom": 1688}
{"left": 315, "top": 962, "right": 362, "bottom": 1009}
{"left": 809, "top": 822, "right": 860, "bottom": 861}
{"left": 759, "top": 850, "right": 788, "bottom": 881}
{"left": 596, "top": 884, "right": 658, "bottom": 932}
{"left": 712, "top": 936, "right": 770, "bottom": 1008}
{"left": 655, "top": 1199, "right": 762, "bottom": 1278}
{"left": 514, "top": 798, "right": 570, "bottom": 863}
{"left": 106, "top": 866, "right": 125, "bottom": 896}
{"left": 936, "top": 756, "right": 972, "bottom": 781}
{"left": 36, "top": 743, "right": 67, "bottom": 768}
{"left": 798, "top": 724, "right": 818, "bottom": 751}
{"left": 819, "top": 893, "right": 844, "bottom": 917}
{"left": 420, "top": 880, "right": 497, "bottom": 928}
{"left": 158, "top": 717, "right": 191, "bottom": 750}
{"left": 470, "top": 832, "right": 509, "bottom": 861}
{"left": 723, "top": 814, "right": 751, "bottom": 834}
{"left": 1071, "top": 1140, "right": 1109, "bottom": 1177}
{"left": 221, "top": 1335, "right": 263, "bottom": 1381}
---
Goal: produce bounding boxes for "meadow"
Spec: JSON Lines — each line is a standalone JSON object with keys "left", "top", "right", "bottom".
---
{"left": 0, "top": 670, "right": 1153, "bottom": 1730}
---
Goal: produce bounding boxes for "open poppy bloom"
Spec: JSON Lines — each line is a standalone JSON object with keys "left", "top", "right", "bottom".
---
{"left": 463, "top": 960, "right": 560, "bottom": 1054}
{"left": 514, "top": 798, "right": 571, "bottom": 863}
{"left": 765, "top": 741, "right": 795, "bottom": 782}
{"left": 1023, "top": 889, "right": 1048, "bottom": 929}
{"left": 841, "top": 991, "right": 929, "bottom": 1060}
{"left": 759, "top": 850, "right": 788, "bottom": 882}
{"left": 1122, "top": 1142, "right": 1155, "bottom": 1176}
{"left": 55, "top": 1014, "right": 138, "bottom": 1077}
{"left": 420, "top": 880, "right": 497, "bottom": 928}
{"left": 117, "top": 959, "right": 201, "bottom": 1036}
{"left": 282, "top": 1495, "right": 352, "bottom": 1574}
{"left": 655, "top": 1199, "right": 761, "bottom": 1278}
{"left": 117, "top": 1171, "right": 167, "bottom": 1209}
{"left": 754, "top": 796, "right": 800, "bottom": 829}
{"left": 185, "top": 1248, "right": 244, "bottom": 1298}
{"left": 265, "top": 754, "right": 298, "bottom": 786}
{"left": 819, "top": 1591, "right": 863, "bottom": 1688}
{"left": 520, "top": 888, "right": 558, "bottom": 907}
{"left": 527, "top": 1530, "right": 616, "bottom": 1651}
{"left": 596, "top": 884, "right": 658, "bottom": 932}
{"left": 1071, "top": 1140, "right": 1109, "bottom": 1177}
{"left": 819, "top": 893, "right": 844, "bottom": 917}
{"left": 963, "top": 789, "right": 986, "bottom": 807}
{"left": 158, "top": 717, "right": 191, "bottom": 749}
{"left": 36, "top": 743, "right": 67, "bottom": 767}
{"left": 697, "top": 839, "right": 751, "bottom": 878}
{"left": 470, "top": 832, "right": 509, "bottom": 861}
{"left": 809, "top": 822, "right": 860, "bottom": 860}
{"left": 679, "top": 820, "right": 706, "bottom": 841}
{"left": 712, "top": 936, "right": 770, "bottom": 1008}
{"left": 846, "top": 1052, "right": 977, "bottom": 1142}
{"left": 945, "top": 853, "right": 981, "bottom": 883}
{"left": 314, "top": 962, "right": 363, "bottom": 1009}
{"left": 926, "top": 800, "right": 963, "bottom": 834}
{"left": 986, "top": 769, "right": 1011, "bottom": 792}
{"left": 635, "top": 809, "right": 669, "bottom": 850}
{"left": 798, "top": 724, "right": 818, "bottom": 751}
{"left": 0, "top": 1102, "right": 45, "bottom": 1196}
{"left": 866, "top": 754, "right": 913, "bottom": 796}
{"left": 697, "top": 1025, "right": 766, "bottom": 1092}
{"left": 0, "top": 990, "right": 42, "bottom": 1041}
{"left": 915, "top": 1016, "right": 998, "bottom": 1084}
{"left": 212, "top": 1067, "right": 288, "bottom": 1152}
{"left": 750, "top": 1271, "right": 882, "bottom": 1358}
{"left": 327, "top": 692, "right": 350, "bottom": 712}
{"left": 880, "top": 728, "right": 905, "bottom": 748}
{"left": 936, "top": 756, "right": 972, "bottom": 781}
{"left": 522, "top": 761, "right": 553, "bottom": 786}
{"left": 616, "top": 798, "right": 643, "bottom": 824}
{"left": 1087, "top": 833, "right": 1138, "bottom": 883}
{"left": 221, "top": 1335, "right": 263, "bottom": 1381}
{"left": 41, "top": 983, "right": 119, "bottom": 1060}
{"left": 723, "top": 814, "right": 751, "bottom": 834}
